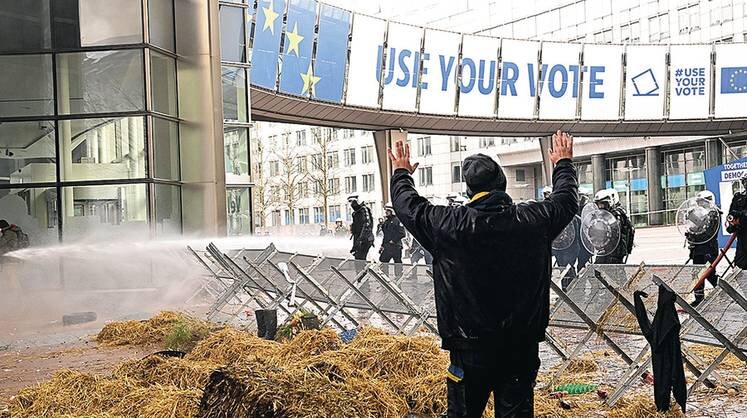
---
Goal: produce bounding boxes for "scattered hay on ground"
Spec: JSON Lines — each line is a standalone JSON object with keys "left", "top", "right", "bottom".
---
{"left": 185, "top": 327, "right": 277, "bottom": 365}
{"left": 96, "top": 311, "right": 213, "bottom": 349}
{"left": 113, "top": 355, "right": 218, "bottom": 390}
{"left": 10, "top": 369, "right": 201, "bottom": 418}
{"left": 9, "top": 314, "right": 741, "bottom": 418}
{"left": 687, "top": 343, "right": 746, "bottom": 372}
{"left": 565, "top": 356, "right": 599, "bottom": 374}
{"left": 607, "top": 394, "right": 686, "bottom": 418}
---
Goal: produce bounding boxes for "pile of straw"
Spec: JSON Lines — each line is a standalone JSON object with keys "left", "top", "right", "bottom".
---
{"left": 96, "top": 311, "right": 213, "bottom": 348}
{"left": 10, "top": 312, "right": 731, "bottom": 418}
{"left": 11, "top": 369, "right": 202, "bottom": 418}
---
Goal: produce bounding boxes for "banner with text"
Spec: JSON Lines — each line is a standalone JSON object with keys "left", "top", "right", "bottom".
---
{"left": 497, "top": 39, "right": 539, "bottom": 119}
{"left": 458, "top": 35, "right": 500, "bottom": 117}
{"left": 714, "top": 43, "right": 747, "bottom": 118}
{"left": 581, "top": 44, "right": 623, "bottom": 120}
{"left": 418, "top": 29, "right": 461, "bottom": 115}
{"left": 345, "top": 14, "right": 386, "bottom": 108}
{"left": 538, "top": 42, "right": 582, "bottom": 120}
{"left": 669, "top": 44, "right": 712, "bottom": 120}
{"left": 381, "top": 23, "right": 423, "bottom": 112}
{"left": 624, "top": 45, "right": 667, "bottom": 120}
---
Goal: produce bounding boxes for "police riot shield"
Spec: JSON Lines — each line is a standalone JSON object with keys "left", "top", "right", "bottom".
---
{"left": 552, "top": 215, "right": 580, "bottom": 251}
{"left": 580, "top": 202, "right": 597, "bottom": 220}
{"left": 676, "top": 197, "right": 720, "bottom": 245}
{"left": 580, "top": 209, "right": 621, "bottom": 256}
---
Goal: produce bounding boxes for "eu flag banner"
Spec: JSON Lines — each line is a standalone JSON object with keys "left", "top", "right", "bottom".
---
{"left": 720, "top": 67, "right": 747, "bottom": 93}
{"left": 313, "top": 4, "right": 351, "bottom": 103}
{"left": 250, "top": 0, "right": 286, "bottom": 89}
{"left": 715, "top": 43, "right": 747, "bottom": 118}
{"left": 279, "top": 0, "right": 317, "bottom": 97}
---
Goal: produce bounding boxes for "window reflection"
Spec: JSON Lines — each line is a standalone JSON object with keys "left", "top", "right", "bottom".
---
{"left": 0, "top": 121, "right": 56, "bottom": 185}
{"left": 225, "top": 127, "right": 250, "bottom": 183}
{"left": 0, "top": 0, "right": 52, "bottom": 52}
{"left": 0, "top": 54, "right": 54, "bottom": 117}
{"left": 0, "top": 187, "right": 58, "bottom": 246}
{"left": 151, "top": 51, "right": 178, "bottom": 116}
{"left": 219, "top": 6, "right": 246, "bottom": 62}
{"left": 227, "top": 187, "right": 251, "bottom": 236}
{"left": 56, "top": 50, "right": 145, "bottom": 115}
{"left": 59, "top": 117, "right": 147, "bottom": 181}
{"left": 222, "top": 66, "right": 248, "bottom": 122}
{"left": 62, "top": 184, "right": 148, "bottom": 241}
{"left": 155, "top": 184, "right": 181, "bottom": 236}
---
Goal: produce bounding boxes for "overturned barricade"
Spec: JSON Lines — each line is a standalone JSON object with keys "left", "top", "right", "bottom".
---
{"left": 189, "top": 242, "right": 747, "bottom": 406}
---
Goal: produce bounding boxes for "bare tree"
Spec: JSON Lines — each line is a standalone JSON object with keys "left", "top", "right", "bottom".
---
{"left": 273, "top": 130, "right": 308, "bottom": 226}
{"left": 249, "top": 128, "right": 277, "bottom": 231}
{"left": 308, "top": 127, "right": 337, "bottom": 227}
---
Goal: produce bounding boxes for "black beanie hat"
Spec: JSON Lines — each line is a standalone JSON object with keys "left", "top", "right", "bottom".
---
{"left": 0, "top": 220, "right": 8, "bottom": 229}
{"left": 462, "top": 154, "right": 506, "bottom": 197}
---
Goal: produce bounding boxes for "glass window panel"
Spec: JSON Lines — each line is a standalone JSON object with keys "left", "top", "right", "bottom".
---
{"left": 0, "top": 187, "right": 58, "bottom": 246}
{"left": 219, "top": 6, "right": 246, "bottom": 62}
{"left": 0, "top": 0, "right": 52, "bottom": 52}
{"left": 155, "top": 184, "right": 181, "bottom": 236}
{"left": 227, "top": 187, "right": 251, "bottom": 235}
{"left": 0, "top": 54, "right": 54, "bottom": 117}
{"left": 224, "top": 127, "right": 250, "bottom": 183}
{"left": 149, "top": 0, "right": 175, "bottom": 51}
{"left": 152, "top": 118, "right": 179, "bottom": 181}
{"left": 150, "top": 51, "right": 178, "bottom": 116}
{"left": 222, "top": 66, "right": 248, "bottom": 122}
{"left": 62, "top": 183, "right": 148, "bottom": 241}
{"left": 58, "top": 116, "right": 146, "bottom": 181}
{"left": 56, "top": 50, "right": 145, "bottom": 115}
{"left": 0, "top": 121, "right": 56, "bottom": 185}
{"left": 78, "top": 0, "right": 143, "bottom": 46}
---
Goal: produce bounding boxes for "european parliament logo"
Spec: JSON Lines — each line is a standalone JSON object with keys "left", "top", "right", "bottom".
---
{"left": 721, "top": 67, "right": 747, "bottom": 94}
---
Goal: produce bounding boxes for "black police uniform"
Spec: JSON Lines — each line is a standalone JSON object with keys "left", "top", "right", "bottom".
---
{"left": 727, "top": 191, "right": 747, "bottom": 269}
{"left": 379, "top": 213, "right": 406, "bottom": 277}
{"left": 595, "top": 206, "right": 634, "bottom": 265}
{"left": 688, "top": 208, "right": 720, "bottom": 307}
{"left": 391, "top": 156, "right": 578, "bottom": 418}
{"left": 350, "top": 202, "right": 374, "bottom": 261}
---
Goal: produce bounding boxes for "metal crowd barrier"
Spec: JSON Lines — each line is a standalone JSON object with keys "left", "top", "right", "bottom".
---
{"left": 188, "top": 243, "right": 747, "bottom": 405}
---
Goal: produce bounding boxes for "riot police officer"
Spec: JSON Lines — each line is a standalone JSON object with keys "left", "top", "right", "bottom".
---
{"left": 576, "top": 192, "right": 593, "bottom": 269}
{"left": 688, "top": 190, "right": 720, "bottom": 307}
{"left": 727, "top": 175, "right": 747, "bottom": 269}
{"left": 348, "top": 195, "right": 374, "bottom": 261}
{"left": 593, "top": 189, "right": 634, "bottom": 264}
{"left": 379, "top": 203, "right": 406, "bottom": 277}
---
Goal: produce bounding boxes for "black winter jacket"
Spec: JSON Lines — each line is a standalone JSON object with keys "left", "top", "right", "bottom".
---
{"left": 727, "top": 192, "right": 747, "bottom": 269}
{"left": 391, "top": 159, "right": 578, "bottom": 349}
{"left": 351, "top": 204, "right": 374, "bottom": 249}
{"left": 381, "top": 216, "right": 406, "bottom": 248}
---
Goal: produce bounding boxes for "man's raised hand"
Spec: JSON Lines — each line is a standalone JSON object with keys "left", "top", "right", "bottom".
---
{"left": 549, "top": 130, "right": 573, "bottom": 164}
{"left": 387, "top": 140, "right": 420, "bottom": 174}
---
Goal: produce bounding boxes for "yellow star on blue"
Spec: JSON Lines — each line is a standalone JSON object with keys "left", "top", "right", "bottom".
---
{"left": 262, "top": 0, "right": 279, "bottom": 35}
{"left": 300, "top": 63, "right": 321, "bottom": 96}
{"left": 729, "top": 68, "right": 747, "bottom": 92}
{"left": 286, "top": 22, "right": 304, "bottom": 57}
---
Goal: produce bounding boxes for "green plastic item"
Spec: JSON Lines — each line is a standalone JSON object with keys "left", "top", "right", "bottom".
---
{"left": 553, "top": 383, "right": 598, "bottom": 395}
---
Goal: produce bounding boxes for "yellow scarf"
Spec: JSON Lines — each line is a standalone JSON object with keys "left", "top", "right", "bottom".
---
{"left": 469, "top": 191, "right": 490, "bottom": 203}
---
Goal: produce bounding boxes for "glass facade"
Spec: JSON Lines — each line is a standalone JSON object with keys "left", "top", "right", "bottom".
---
{"left": 0, "top": 0, "right": 182, "bottom": 242}
{"left": 661, "top": 147, "right": 706, "bottom": 224}
{"left": 605, "top": 155, "right": 648, "bottom": 226}
{"left": 220, "top": 2, "right": 253, "bottom": 236}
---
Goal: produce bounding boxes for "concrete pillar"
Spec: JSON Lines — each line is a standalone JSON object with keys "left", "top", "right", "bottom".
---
{"left": 373, "top": 130, "right": 408, "bottom": 205}
{"left": 646, "top": 146, "right": 663, "bottom": 226}
{"left": 538, "top": 135, "right": 553, "bottom": 187}
{"left": 591, "top": 154, "right": 606, "bottom": 193}
{"left": 705, "top": 138, "right": 722, "bottom": 169}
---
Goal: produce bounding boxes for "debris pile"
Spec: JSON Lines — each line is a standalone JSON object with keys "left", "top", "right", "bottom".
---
{"left": 7, "top": 313, "right": 737, "bottom": 417}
